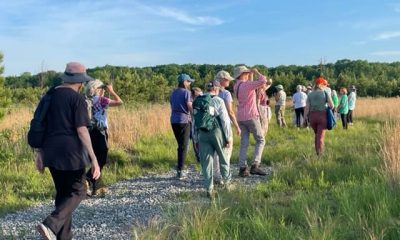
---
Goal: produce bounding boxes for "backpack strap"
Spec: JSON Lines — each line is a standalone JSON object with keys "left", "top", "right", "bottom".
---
{"left": 235, "top": 82, "right": 244, "bottom": 99}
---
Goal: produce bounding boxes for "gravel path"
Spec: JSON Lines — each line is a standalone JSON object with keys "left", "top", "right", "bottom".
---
{"left": 0, "top": 164, "right": 271, "bottom": 239}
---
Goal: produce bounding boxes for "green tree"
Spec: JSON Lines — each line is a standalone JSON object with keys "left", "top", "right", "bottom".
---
{"left": 0, "top": 52, "right": 12, "bottom": 119}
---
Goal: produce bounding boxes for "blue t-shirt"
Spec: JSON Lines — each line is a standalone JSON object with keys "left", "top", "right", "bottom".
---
{"left": 170, "top": 88, "right": 192, "bottom": 124}
{"left": 218, "top": 88, "right": 233, "bottom": 105}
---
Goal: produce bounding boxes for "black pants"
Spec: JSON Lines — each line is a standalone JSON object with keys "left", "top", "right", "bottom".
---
{"left": 171, "top": 123, "right": 191, "bottom": 171}
{"left": 43, "top": 168, "right": 86, "bottom": 240}
{"left": 86, "top": 129, "right": 108, "bottom": 191}
{"left": 341, "top": 113, "right": 348, "bottom": 129}
{"left": 347, "top": 110, "right": 353, "bottom": 124}
{"left": 295, "top": 107, "right": 305, "bottom": 128}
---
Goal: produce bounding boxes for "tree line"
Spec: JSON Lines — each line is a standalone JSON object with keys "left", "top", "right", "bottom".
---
{"left": 4, "top": 59, "right": 400, "bottom": 105}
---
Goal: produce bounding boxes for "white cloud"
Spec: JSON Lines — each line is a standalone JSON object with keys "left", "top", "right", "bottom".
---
{"left": 145, "top": 6, "right": 224, "bottom": 26}
{"left": 371, "top": 51, "right": 400, "bottom": 56}
{"left": 373, "top": 31, "right": 400, "bottom": 40}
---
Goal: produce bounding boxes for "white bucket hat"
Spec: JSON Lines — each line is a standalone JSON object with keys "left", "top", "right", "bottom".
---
{"left": 214, "top": 70, "right": 234, "bottom": 82}
{"left": 233, "top": 65, "right": 251, "bottom": 79}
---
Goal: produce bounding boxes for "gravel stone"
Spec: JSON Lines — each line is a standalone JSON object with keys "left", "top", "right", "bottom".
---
{"left": 0, "top": 164, "right": 272, "bottom": 239}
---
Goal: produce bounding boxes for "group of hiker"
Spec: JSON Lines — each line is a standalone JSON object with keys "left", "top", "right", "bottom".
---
{"left": 31, "top": 61, "right": 357, "bottom": 239}
{"left": 169, "top": 65, "right": 273, "bottom": 198}
{"left": 169, "top": 66, "right": 358, "bottom": 196}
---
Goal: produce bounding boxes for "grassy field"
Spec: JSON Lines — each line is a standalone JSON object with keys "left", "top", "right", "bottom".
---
{"left": 1, "top": 98, "right": 400, "bottom": 239}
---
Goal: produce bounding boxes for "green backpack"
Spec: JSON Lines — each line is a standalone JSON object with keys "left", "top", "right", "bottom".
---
{"left": 193, "top": 94, "right": 217, "bottom": 132}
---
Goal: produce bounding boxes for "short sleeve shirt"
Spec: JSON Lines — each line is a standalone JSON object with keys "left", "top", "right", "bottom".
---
{"left": 170, "top": 88, "right": 192, "bottom": 124}
{"left": 307, "top": 89, "right": 327, "bottom": 112}
{"left": 42, "top": 87, "right": 90, "bottom": 170}
{"left": 218, "top": 88, "right": 233, "bottom": 105}
{"left": 92, "top": 96, "right": 111, "bottom": 129}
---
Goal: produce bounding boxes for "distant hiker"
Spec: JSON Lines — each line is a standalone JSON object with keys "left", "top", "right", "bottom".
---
{"left": 84, "top": 79, "right": 123, "bottom": 196}
{"left": 35, "top": 62, "right": 100, "bottom": 240}
{"left": 331, "top": 90, "right": 339, "bottom": 113}
{"left": 212, "top": 70, "right": 241, "bottom": 185}
{"left": 170, "top": 73, "right": 194, "bottom": 180}
{"left": 233, "top": 66, "right": 268, "bottom": 177}
{"left": 274, "top": 84, "right": 287, "bottom": 127}
{"left": 292, "top": 85, "right": 307, "bottom": 128}
{"left": 347, "top": 85, "right": 357, "bottom": 125}
{"left": 257, "top": 79, "right": 273, "bottom": 134}
{"left": 304, "top": 77, "right": 334, "bottom": 155}
{"left": 190, "top": 87, "right": 203, "bottom": 162}
{"left": 193, "top": 80, "right": 232, "bottom": 198}
{"left": 338, "top": 87, "right": 349, "bottom": 130}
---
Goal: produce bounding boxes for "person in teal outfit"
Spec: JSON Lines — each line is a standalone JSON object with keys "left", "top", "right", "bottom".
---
{"left": 194, "top": 80, "right": 232, "bottom": 199}
{"left": 337, "top": 87, "right": 349, "bottom": 129}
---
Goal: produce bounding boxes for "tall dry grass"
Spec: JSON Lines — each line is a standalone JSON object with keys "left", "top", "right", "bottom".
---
{"left": 355, "top": 97, "right": 400, "bottom": 120}
{"left": 107, "top": 104, "right": 170, "bottom": 149}
{"left": 380, "top": 122, "right": 400, "bottom": 188}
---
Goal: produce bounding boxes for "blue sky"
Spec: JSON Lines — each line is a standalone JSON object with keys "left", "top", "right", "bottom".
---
{"left": 1, "top": 0, "right": 400, "bottom": 76}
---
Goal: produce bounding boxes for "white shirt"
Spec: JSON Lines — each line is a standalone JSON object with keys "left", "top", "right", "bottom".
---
{"left": 292, "top": 91, "right": 307, "bottom": 109}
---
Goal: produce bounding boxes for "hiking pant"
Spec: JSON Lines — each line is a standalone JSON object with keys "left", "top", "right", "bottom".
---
{"left": 238, "top": 118, "right": 265, "bottom": 168}
{"left": 86, "top": 128, "right": 108, "bottom": 191}
{"left": 198, "top": 127, "right": 231, "bottom": 192}
{"left": 275, "top": 105, "right": 287, "bottom": 127}
{"left": 295, "top": 107, "right": 305, "bottom": 128}
{"left": 347, "top": 110, "right": 354, "bottom": 124}
{"left": 171, "top": 123, "right": 191, "bottom": 171}
{"left": 340, "top": 113, "right": 348, "bottom": 129}
{"left": 213, "top": 137, "right": 233, "bottom": 181}
{"left": 43, "top": 168, "right": 86, "bottom": 240}
{"left": 310, "top": 110, "right": 327, "bottom": 155}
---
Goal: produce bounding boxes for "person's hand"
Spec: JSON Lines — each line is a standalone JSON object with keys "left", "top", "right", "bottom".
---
{"left": 236, "top": 127, "right": 241, "bottom": 136}
{"left": 266, "top": 78, "right": 273, "bottom": 85}
{"left": 105, "top": 83, "right": 114, "bottom": 93}
{"left": 91, "top": 159, "right": 101, "bottom": 180}
{"left": 35, "top": 151, "right": 44, "bottom": 174}
{"left": 251, "top": 68, "right": 259, "bottom": 74}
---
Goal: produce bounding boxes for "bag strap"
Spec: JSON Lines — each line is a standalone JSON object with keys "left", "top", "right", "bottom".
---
{"left": 235, "top": 82, "right": 244, "bottom": 99}
{"left": 38, "top": 87, "right": 55, "bottom": 122}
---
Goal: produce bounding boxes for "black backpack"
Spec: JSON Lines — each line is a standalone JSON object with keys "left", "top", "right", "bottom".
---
{"left": 27, "top": 87, "right": 55, "bottom": 148}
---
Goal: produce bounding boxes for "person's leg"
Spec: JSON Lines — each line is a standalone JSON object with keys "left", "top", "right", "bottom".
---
{"left": 316, "top": 111, "right": 327, "bottom": 155}
{"left": 280, "top": 106, "right": 287, "bottom": 127}
{"left": 89, "top": 129, "right": 108, "bottom": 193}
{"left": 43, "top": 168, "right": 86, "bottom": 239}
{"left": 347, "top": 110, "right": 353, "bottom": 124}
{"left": 275, "top": 105, "right": 282, "bottom": 127}
{"left": 171, "top": 123, "right": 190, "bottom": 172}
{"left": 310, "top": 112, "right": 319, "bottom": 154}
{"left": 247, "top": 119, "right": 266, "bottom": 167}
{"left": 299, "top": 107, "right": 305, "bottom": 127}
{"left": 295, "top": 108, "right": 301, "bottom": 127}
{"left": 213, "top": 128, "right": 231, "bottom": 183}
{"left": 198, "top": 131, "right": 215, "bottom": 193}
{"left": 212, "top": 151, "right": 221, "bottom": 182}
{"left": 238, "top": 121, "right": 250, "bottom": 168}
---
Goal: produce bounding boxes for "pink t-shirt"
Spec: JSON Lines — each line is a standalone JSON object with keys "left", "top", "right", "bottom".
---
{"left": 234, "top": 75, "right": 267, "bottom": 121}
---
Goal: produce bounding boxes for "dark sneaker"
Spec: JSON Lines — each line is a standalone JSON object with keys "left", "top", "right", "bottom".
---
{"left": 213, "top": 179, "right": 224, "bottom": 186}
{"left": 36, "top": 223, "right": 56, "bottom": 240}
{"left": 176, "top": 170, "right": 187, "bottom": 180}
{"left": 206, "top": 191, "right": 216, "bottom": 200}
{"left": 250, "top": 165, "right": 267, "bottom": 176}
{"left": 239, "top": 167, "right": 250, "bottom": 177}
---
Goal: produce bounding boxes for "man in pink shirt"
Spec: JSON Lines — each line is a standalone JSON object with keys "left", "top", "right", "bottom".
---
{"left": 233, "top": 65, "right": 271, "bottom": 177}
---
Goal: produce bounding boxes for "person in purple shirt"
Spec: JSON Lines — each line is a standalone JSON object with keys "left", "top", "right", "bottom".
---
{"left": 170, "top": 73, "right": 194, "bottom": 180}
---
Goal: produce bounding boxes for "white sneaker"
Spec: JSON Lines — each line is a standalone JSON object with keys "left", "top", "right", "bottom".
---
{"left": 36, "top": 223, "right": 56, "bottom": 240}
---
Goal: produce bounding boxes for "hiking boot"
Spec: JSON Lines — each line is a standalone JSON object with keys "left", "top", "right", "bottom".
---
{"left": 176, "top": 170, "right": 187, "bottom": 180}
{"left": 250, "top": 164, "right": 267, "bottom": 176}
{"left": 92, "top": 187, "right": 108, "bottom": 197}
{"left": 85, "top": 180, "right": 92, "bottom": 197}
{"left": 36, "top": 223, "right": 56, "bottom": 240}
{"left": 239, "top": 167, "right": 250, "bottom": 177}
{"left": 213, "top": 179, "right": 224, "bottom": 186}
{"left": 206, "top": 190, "right": 216, "bottom": 200}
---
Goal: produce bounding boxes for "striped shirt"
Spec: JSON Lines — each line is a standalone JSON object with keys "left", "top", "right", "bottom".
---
{"left": 234, "top": 75, "right": 267, "bottom": 122}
